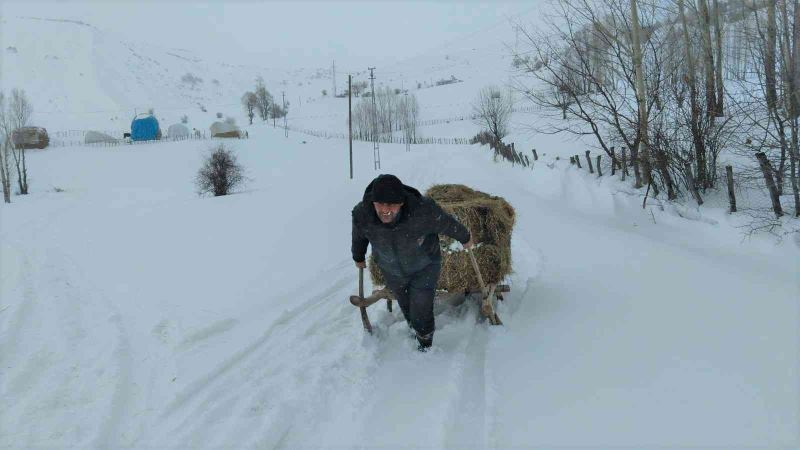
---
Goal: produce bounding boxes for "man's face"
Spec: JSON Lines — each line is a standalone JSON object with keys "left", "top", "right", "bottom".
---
{"left": 373, "top": 202, "right": 403, "bottom": 224}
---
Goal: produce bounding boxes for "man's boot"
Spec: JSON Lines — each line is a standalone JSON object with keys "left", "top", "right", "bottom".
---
{"left": 416, "top": 331, "right": 433, "bottom": 352}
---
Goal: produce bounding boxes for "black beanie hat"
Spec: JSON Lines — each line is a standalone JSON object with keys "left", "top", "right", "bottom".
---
{"left": 371, "top": 174, "right": 405, "bottom": 203}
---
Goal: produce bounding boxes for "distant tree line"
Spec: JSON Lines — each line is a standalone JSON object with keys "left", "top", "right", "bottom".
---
{"left": 350, "top": 87, "right": 419, "bottom": 143}
{"left": 511, "top": 0, "right": 800, "bottom": 226}
{"left": 241, "top": 77, "right": 288, "bottom": 126}
{"left": 0, "top": 88, "right": 34, "bottom": 203}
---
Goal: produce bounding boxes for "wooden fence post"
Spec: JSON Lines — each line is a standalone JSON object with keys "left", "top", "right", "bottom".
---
{"left": 585, "top": 150, "right": 594, "bottom": 173}
{"left": 532, "top": 149, "right": 538, "bottom": 160}
{"left": 511, "top": 143, "right": 517, "bottom": 166}
{"left": 596, "top": 155, "right": 602, "bottom": 176}
{"left": 726, "top": 165, "right": 737, "bottom": 213}
{"left": 575, "top": 154, "right": 582, "bottom": 168}
{"left": 755, "top": 152, "right": 784, "bottom": 217}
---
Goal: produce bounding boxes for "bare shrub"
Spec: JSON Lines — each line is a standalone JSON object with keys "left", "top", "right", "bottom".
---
{"left": 473, "top": 86, "right": 512, "bottom": 143}
{"left": 181, "top": 73, "right": 203, "bottom": 88}
{"left": 195, "top": 144, "right": 245, "bottom": 197}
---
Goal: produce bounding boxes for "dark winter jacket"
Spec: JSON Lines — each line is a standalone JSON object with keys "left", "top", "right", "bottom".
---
{"left": 351, "top": 179, "right": 471, "bottom": 278}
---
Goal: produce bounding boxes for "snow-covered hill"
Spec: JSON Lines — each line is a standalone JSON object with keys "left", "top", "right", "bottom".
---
{"left": 1, "top": 16, "right": 342, "bottom": 133}
{"left": 1, "top": 15, "right": 516, "bottom": 137}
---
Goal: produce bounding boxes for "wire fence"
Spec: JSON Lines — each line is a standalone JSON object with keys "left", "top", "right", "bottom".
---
{"left": 286, "top": 125, "right": 473, "bottom": 145}
{"left": 47, "top": 131, "right": 222, "bottom": 148}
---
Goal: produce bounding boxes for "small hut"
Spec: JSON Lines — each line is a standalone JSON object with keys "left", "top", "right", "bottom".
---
{"left": 210, "top": 121, "right": 241, "bottom": 138}
{"left": 130, "top": 115, "right": 161, "bottom": 141}
{"left": 12, "top": 126, "right": 49, "bottom": 149}
{"left": 167, "top": 123, "right": 190, "bottom": 140}
{"left": 84, "top": 131, "right": 118, "bottom": 144}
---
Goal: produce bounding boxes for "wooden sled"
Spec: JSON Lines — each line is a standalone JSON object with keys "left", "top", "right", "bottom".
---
{"left": 350, "top": 249, "right": 507, "bottom": 333}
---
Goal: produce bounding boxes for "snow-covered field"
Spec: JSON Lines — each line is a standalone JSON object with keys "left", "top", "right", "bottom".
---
{"left": 2, "top": 122, "right": 798, "bottom": 448}
{"left": 1, "top": 13, "right": 799, "bottom": 450}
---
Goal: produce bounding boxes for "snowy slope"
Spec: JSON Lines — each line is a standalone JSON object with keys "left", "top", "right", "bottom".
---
{"left": 1, "top": 122, "right": 797, "bottom": 448}
{"left": 1, "top": 15, "right": 519, "bottom": 139}
{"left": 0, "top": 16, "right": 332, "bottom": 133}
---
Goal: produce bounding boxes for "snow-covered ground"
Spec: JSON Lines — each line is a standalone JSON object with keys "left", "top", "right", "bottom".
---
{"left": 1, "top": 122, "right": 798, "bottom": 448}
{"left": 1, "top": 12, "right": 799, "bottom": 450}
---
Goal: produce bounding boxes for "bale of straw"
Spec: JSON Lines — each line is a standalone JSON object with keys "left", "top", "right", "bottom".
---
{"left": 368, "top": 184, "right": 514, "bottom": 292}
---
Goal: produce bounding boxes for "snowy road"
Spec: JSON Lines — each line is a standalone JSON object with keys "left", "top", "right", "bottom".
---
{"left": 1, "top": 128, "right": 797, "bottom": 449}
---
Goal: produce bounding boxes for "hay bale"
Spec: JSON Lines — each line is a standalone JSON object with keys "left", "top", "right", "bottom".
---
{"left": 210, "top": 121, "right": 241, "bottom": 138}
{"left": 84, "top": 130, "right": 118, "bottom": 144}
{"left": 429, "top": 184, "right": 514, "bottom": 291}
{"left": 12, "top": 126, "right": 49, "bottom": 149}
{"left": 368, "top": 184, "right": 514, "bottom": 292}
{"left": 368, "top": 254, "right": 385, "bottom": 286}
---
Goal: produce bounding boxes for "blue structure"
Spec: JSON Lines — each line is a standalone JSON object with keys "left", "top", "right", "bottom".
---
{"left": 130, "top": 115, "right": 161, "bottom": 141}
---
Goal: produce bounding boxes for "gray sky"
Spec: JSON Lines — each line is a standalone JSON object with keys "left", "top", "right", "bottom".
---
{"left": 2, "top": 1, "right": 540, "bottom": 70}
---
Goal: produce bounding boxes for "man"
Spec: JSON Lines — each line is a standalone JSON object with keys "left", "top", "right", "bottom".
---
{"left": 351, "top": 174, "right": 473, "bottom": 351}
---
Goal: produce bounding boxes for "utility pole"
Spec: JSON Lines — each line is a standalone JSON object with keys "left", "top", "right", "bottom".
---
{"left": 332, "top": 61, "right": 337, "bottom": 97}
{"left": 282, "top": 91, "right": 288, "bottom": 138}
{"left": 349, "top": 74, "right": 353, "bottom": 179}
{"left": 403, "top": 91, "right": 410, "bottom": 152}
{"left": 368, "top": 67, "right": 381, "bottom": 170}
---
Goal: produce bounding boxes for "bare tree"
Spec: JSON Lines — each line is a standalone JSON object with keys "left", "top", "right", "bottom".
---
{"left": 269, "top": 102, "right": 287, "bottom": 127}
{"left": 712, "top": 0, "right": 725, "bottom": 115}
{"left": 630, "top": 0, "right": 654, "bottom": 190}
{"left": 0, "top": 93, "right": 13, "bottom": 203}
{"left": 511, "top": 0, "right": 662, "bottom": 189}
{"left": 254, "top": 77, "right": 272, "bottom": 122}
{"left": 697, "top": 0, "right": 719, "bottom": 118}
{"left": 779, "top": 0, "right": 800, "bottom": 215}
{"left": 723, "top": 0, "right": 800, "bottom": 221}
{"left": 473, "top": 86, "right": 513, "bottom": 143}
{"left": 351, "top": 81, "right": 368, "bottom": 97}
{"left": 399, "top": 93, "right": 419, "bottom": 146}
{"left": 8, "top": 89, "right": 32, "bottom": 195}
{"left": 241, "top": 91, "right": 257, "bottom": 125}
{"left": 351, "top": 90, "right": 420, "bottom": 142}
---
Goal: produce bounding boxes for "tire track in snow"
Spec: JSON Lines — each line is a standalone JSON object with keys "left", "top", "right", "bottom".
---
{"left": 0, "top": 232, "right": 135, "bottom": 449}
{"left": 442, "top": 317, "right": 489, "bottom": 448}
{"left": 157, "top": 274, "right": 354, "bottom": 422}
{"left": 152, "top": 270, "right": 382, "bottom": 448}
{"left": 483, "top": 232, "right": 542, "bottom": 448}
{"left": 37, "top": 244, "right": 135, "bottom": 450}
{"left": 0, "top": 252, "right": 37, "bottom": 371}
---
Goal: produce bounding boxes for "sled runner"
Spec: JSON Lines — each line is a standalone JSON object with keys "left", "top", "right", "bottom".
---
{"left": 350, "top": 249, "right": 507, "bottom": 333}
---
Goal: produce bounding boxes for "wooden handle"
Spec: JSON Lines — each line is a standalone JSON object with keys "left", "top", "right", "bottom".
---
{"left": 358, "top": 267, "right": 364, "bottom": 298}
{"left": 467, "top": 249, "right": 487, "bottom": 295}
{"left": 357, "top": 267, "right": 372, "bottom": 333}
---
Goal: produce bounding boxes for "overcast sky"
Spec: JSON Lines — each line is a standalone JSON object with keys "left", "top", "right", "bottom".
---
{"left": 2, "top": 1, "right": 542, "bottom": 70}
